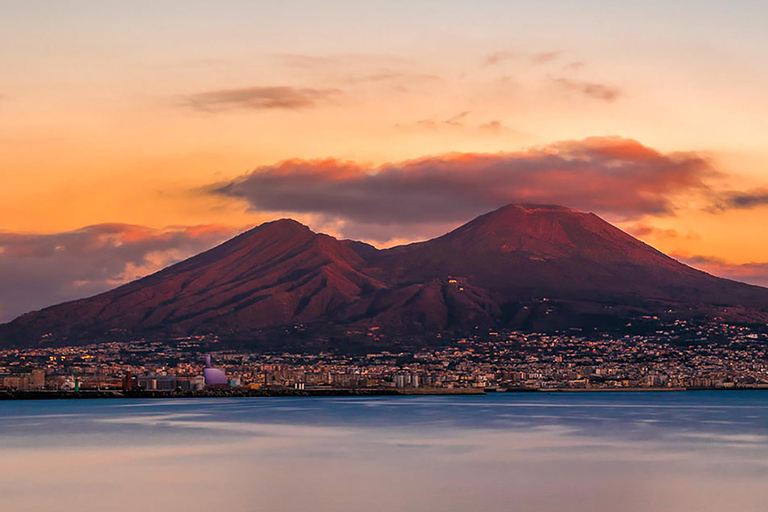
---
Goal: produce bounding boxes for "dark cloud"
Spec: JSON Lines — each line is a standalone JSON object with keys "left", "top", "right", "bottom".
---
{"left": 0, "top": 224, "right": 238, "bottom": 322}
{"left": 708, "top": 189, "right": 768, "bottom": 211}
{"left": 552, "top": 77, "right": 622, "bottom": 102}
{"left": 676, "top": 254, "right": 768, "bottom": 288}
{"left": 211, "top": 137, "right": 714, "bottom": 242}
{"left": 183, "top": 86, "right": 342, "bottom": 111}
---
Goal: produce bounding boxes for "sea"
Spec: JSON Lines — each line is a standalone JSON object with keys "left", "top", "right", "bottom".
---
{"left": 3, "top": 391, "right": 768, "bottom": 511}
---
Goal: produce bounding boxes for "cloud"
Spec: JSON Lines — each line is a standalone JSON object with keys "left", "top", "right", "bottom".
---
{"left": 400, "top": 112, "right": 524, "bottom": 136}
{"left": 485, "top": 50, "right": 561, "bottom": 67}
{"left": 211, "top": 137, "right": 714, "bottom": 241}
{"left": 483, "top": 51, "right": 516, "bottom": 66}
{"left": 625, "top": 224, "right": 699, "bottom": 240}
{"left": 478, "top": 120, "right": 504, "bottom": 134}
{"left": 676, "top": 254, "right": 768, "bottom": 288}
{"left": 708, "top": 189, "right": 768, "bottom": 211}
{"left": 0, "top": 224, "right": 239, "bottom": 322}
{"left": 183, "top": 86, "right": 342, "bottom": 111}
{"left": 477, "top": 120, "right": 525, "bottom": 137}
{"left": 401, "top": 110, "right": 472, "bottom": 131}
{"left": 532, "top": 51, "right": 561, "bottom": 64}
{"left": 552, "top": 77, "right": 622, "bottom": 102}
{"left": 273, "top": 53, "right": 433, "bottom": 86}
{"left": 442, "top": 110, "right": 471, "bottom": 127}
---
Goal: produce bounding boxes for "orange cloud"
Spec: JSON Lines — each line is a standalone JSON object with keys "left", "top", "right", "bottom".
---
{"left": 626, "top": 223, "right": 699, "bottom": 240}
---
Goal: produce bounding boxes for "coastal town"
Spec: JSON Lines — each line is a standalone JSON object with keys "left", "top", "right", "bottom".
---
{"left": 3, "top": 318, "right": 768, "bottom": 396}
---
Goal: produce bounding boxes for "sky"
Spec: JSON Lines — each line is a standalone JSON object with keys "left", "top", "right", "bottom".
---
{"left": 1, "top": 1, "right": 768, "bottom": 321}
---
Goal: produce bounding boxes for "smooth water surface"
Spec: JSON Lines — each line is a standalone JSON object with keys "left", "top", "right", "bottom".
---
{"left": 3, "top": 392, "right": 768, "bottom": 511}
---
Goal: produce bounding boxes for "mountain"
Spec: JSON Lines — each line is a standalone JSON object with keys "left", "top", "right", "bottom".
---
{"left": 3, "top": 219, "right": 383, "bottom": 341}
{"left": 2, "top": 204, "right": 768, "bottom": 346}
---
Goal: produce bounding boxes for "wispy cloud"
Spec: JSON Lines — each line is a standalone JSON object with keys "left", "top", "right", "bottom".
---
{"left": 483, "top": 51, "right": 516, "bottom": 67}
{"left": 626, "top": 224, "right": 699, "bottom": 240}
{"left": 443, "top": 110, "right": 471, "bottom": 126}
{"left": 564, "top": 61, "right": 586, "bottom": 71}
{"left": 532, "top": 51, "right": 561, "bottom": 64}
{"left": 183, "top": 86, "right": 342, "bottom": 111}
{"left": 708, "top": 189, "right": 768, "bottom": 211}
{"left": 552, "top": 76, "right": 622, "bottom": 102}
{"left": 484, "top": 50, "right": 560, "bottom": 67}
{"left": 274, "top": 53, "right": 440, "bottom": 89}
{"left": 398, "top": 111, "right": 523, "bottom": 137}
{"left": 478, "top": 120, "right": 505, "bottom": 135}
{"left": 401, "top": 110, "right": 472, "bottom": 130}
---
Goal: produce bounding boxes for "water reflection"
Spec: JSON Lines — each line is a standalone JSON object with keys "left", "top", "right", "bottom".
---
{"left": 2, "top": 392, "right": 768, "bottom": 511}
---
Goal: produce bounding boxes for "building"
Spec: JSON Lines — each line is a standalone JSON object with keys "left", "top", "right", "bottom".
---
{"left": 122, "top": 371, "right": 137, "bottom": 391}
{"left": 30, "top": 369, "right": 46, "bottom": 389}
{"left": 394, "top": 373, "right": 420, "bottom": 388}
{"left": 177, "top": 375, "right": 205, "bottom": 391}
{"left": 203, "top": 355, "right": 228, "bottom": 387}
{"left": 2, "top": 375, "right": 28, "bottom": 390}
{"left": 137, "top": 375, "right": 177, "bottom": 391}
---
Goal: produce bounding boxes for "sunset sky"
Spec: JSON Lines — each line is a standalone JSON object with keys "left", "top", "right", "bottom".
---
{"left": 2, "top": 1, "right": 768, "bottom": 321}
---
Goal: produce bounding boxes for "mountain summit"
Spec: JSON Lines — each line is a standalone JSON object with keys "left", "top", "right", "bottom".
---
{"left": 2, "top": 204, "right": 767, "bottom": 346}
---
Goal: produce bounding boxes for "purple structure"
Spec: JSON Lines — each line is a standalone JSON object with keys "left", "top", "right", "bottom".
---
{"left": 203, "top": 355, "right": 228, "bottom": 386}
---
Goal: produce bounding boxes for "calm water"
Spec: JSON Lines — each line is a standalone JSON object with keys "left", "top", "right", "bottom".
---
{"left": 3, "top": 392, "right": 768, "bottom": 511}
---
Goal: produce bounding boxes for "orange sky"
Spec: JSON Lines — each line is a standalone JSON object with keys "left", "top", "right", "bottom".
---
{"left": 1, "top": 1, "right": 767, "bottom": 319}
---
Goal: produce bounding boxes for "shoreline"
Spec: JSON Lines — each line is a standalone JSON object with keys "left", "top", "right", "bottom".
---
{"left": 2, "top": 386, "right": 767, "bottom": 400}
{"left": 0, "top": 387, "right": 485, "bottom": 400}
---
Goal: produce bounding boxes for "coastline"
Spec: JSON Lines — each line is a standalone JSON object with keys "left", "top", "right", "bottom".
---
{"left": 0, "top": 387, "right": 485, "bottom": 400}
{"left": 3, "top": 386, "right": 767, "bottom": 400}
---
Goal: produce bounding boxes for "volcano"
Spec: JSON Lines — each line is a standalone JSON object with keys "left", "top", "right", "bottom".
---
{"left": 2, "top": 204, "right": 768, "bottom": 346}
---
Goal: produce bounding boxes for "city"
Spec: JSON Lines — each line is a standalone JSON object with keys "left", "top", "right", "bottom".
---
{"left": 3, "top": 319, "right": 768, "bottom": 397}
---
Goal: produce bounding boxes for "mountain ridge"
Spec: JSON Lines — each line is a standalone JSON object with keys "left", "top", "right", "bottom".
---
{"left": 2, "top": 204, "right": 767, "bottom": 347}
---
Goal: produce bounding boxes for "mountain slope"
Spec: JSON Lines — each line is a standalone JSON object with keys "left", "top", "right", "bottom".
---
{"left": 4, "top": 219, "right": 383, "bottom": 340}
{"left": 2, "top": 204, "right": 767, "bottom": 346}
{"left": 369, "top": 204, "right": 765, "bottom": 305}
